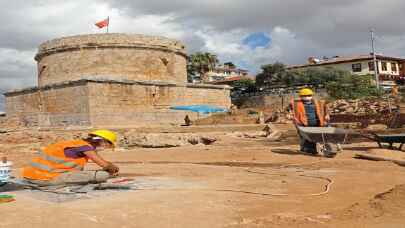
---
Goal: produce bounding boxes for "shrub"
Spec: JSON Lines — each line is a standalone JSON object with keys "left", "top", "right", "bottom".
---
{"left": 325, "top": 74, "right": 383, "bottom": 99}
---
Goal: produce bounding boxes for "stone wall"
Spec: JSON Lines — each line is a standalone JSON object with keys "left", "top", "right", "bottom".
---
{"left": 4, "top": 81, "right": 91, "bottom": 128}
{"left": 0, "top": 116, "right": 6, "bottom": 129}
{"left": 5, "top": 89, "right": 41, "bottom": 127}
{"left": 87, "top": 80, "right": 231, "bottom": 127}
{"left": 179, "top": 84, "right": 231, "bottom": 107}
{"left": 35, "top": 34, "right": 187, "bottom": 87}
{"left": 234, "top": 94, "right": 289, "bottom": 110}
{"left": 4, "top": 79, "right": 231, "bottom": 128}
{"left": 39, "top": 83, "right": 91, "bottom": 127}
{"left": 233, "top": 89, "right": 328, "bottom": 110}
{"left": 6, "top": 90, "right": 40, "bottom": 115}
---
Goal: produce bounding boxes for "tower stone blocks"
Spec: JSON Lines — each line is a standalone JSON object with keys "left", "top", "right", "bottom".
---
{"left": 35, "top": 34, "right": 188, "bottom": 86}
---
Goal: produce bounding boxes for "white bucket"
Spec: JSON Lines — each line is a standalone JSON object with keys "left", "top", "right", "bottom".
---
{"left": 0, "top": 161, "right": 12, "bottom": 182}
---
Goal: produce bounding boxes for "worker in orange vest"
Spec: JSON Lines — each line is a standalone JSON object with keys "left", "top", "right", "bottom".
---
{"left": 290, "top": 88, "right": 329, "bottom": 154}
{"left": 22, "top": 130, "right": 120, "bottom": 186}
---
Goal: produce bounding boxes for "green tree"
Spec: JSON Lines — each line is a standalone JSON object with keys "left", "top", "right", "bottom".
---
{"left": 326, "top": 74, "right": 382, "bottom": 99}
{"left": 187, "top": 52, "right": 219, "bottom": 82}
{"left": 256, "top": 62, "right": 382, "bottom": 99}
{"left": 232, "top": 78, "right": 256, "bottom": 93}
{"left": 255, "top": 62, "right": 286, "bottom": 87}
{"left": 287, "top": 67, "right": 349, "bottom": 85}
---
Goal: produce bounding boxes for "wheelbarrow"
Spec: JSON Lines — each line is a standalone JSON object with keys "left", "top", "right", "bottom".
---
{"left": 296, "top": 126, "right": 353, "bottom": 158}
{"left": 361, "top": 132, "right": 405, "bottom": 150}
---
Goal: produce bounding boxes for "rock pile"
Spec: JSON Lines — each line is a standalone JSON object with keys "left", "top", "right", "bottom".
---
{"left": 228, "top": 124, "right": 282, "bottom": 141}
{"left": 120, "top": 133, "right": 217, "bottom": 148}
{"left": 265, "top": 109, "right": 291, "bottom": 124}
{"left": 330, "top": 99, "right": 398, "bottom": 115}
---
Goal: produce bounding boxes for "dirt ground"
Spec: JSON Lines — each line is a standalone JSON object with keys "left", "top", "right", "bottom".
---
{"left": 2, "top": 129, "right": 405, "bottom": 228}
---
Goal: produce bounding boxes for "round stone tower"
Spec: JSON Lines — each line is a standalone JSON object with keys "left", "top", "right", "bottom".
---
{"left": 35, "top": 33, "right": 187, "bottom": 87}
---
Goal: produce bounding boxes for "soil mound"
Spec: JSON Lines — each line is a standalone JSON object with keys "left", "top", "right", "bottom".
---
{"left": 338, "top": 184, "right": 405, "bottom": 219}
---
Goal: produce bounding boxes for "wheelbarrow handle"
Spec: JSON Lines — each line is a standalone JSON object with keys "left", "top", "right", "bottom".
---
{"left": 358, "top": 131, "right": 379, "bottom": 142}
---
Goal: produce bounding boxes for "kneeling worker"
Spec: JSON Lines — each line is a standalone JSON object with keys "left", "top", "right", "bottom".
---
{"left": 290, "top": 88, "right": 329, "bottom": 154}
{"left": 22, "top": 130, "right": 120, "bottom": 186}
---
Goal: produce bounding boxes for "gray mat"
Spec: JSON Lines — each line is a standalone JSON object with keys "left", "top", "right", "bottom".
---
{"left": 1, "top": 177, "right": 197, "bottom": 203}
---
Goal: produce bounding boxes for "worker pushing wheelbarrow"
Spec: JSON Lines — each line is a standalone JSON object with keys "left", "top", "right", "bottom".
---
{"left": 296, "top": 126, "right": 350, "bottom": 157}
{"left": 290, "top": 88, "right": 351, "bottom": 157}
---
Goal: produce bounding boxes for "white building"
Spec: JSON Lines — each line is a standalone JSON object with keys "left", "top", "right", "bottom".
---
{"left": 203, "top": 63, "right": 249, "bottom": 82}
{"left": 288, "top": 54, "right": 405, "bottom": 81}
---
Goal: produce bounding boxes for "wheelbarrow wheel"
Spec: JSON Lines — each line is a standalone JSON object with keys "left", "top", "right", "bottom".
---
{"left": 322, "top": 143, "right": 338, "bottom": 158}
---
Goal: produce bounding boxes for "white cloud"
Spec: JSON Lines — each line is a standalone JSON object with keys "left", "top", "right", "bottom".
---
{"left": 191, "top": 26, "right": 302, "bottom": 73}
{"left": 195, "top": 28, "right": 246, "bottom": 56}
{"left": 108, "top": 13, "right": 186, "bottom": 39}
{"left": 0, "top": 47, "right": 36, "bottom": 111}
{"left": 0, "top": 48, "right": 36, "bottom": 90}
{"left": 0, "top": 0, "right": 405, "bottom": 111}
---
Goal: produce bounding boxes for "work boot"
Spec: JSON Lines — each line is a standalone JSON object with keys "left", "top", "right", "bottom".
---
{"left": 300, "top": 148, "right": 318, "bottom": 156}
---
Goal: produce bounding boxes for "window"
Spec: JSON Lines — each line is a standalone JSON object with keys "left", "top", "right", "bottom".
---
{"left": 392, "top": 62, "right": 397, "bottom": 72}
{"left": 399, "top": 63, "right": 404, "bottom": 71}
{"left": 352, "top": 63, "right": 362, "bottom": 72}
{"left": 382, "top": 62, "right": 387, "bottom": 71}
{"left": 368, "top": 62, "right": 375, "bottom": 71}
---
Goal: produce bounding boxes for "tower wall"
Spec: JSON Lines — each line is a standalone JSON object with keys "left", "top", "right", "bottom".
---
{"left": 35, "top": 34, "right": 187, "bottom": 87}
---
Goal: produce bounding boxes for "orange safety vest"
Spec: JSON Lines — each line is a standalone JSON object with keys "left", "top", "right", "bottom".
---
{"left": 290, "top": 98, "right": 326, "bottom": 127}
{"left": 22, "top": 140, "right": 92, "bottom": 181}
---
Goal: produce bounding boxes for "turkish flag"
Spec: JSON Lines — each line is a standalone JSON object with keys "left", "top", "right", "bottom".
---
{"left": 95, "top": 18, "right": 109, "bottom": 28}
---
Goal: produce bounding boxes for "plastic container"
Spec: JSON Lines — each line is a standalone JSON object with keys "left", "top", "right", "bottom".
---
{"left": 0, "top": 158, "right": 12, "bottom": 183}
{"left": 0, "top": 194, "right": 15, "bottom": 203}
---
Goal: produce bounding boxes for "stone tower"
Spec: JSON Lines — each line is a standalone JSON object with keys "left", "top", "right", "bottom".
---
{"left": 35, "top": 34, "right": 188, "bottom": 86}
{"left": 3, "top": 33, "right": 231, "bottom": 128}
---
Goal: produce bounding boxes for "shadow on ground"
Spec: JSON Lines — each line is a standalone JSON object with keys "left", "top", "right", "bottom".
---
{"left": 271, "top": 148, "right": 321, "bottom": 158}
{"left": 271, "top": 148, "right": 301, "bottom": 155}
{"left": 0, "top": 183, "right": 26, "bottom": 192}
{"left": 343, "top": 146, "right": 379, "bottom": 151}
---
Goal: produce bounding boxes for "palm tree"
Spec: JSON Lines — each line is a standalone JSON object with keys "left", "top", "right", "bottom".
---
{"left": 204, "top": 52, "right": 219, "bottom": 73}
{"left": 188, "top": 52, "right": 219, "bottom": 82}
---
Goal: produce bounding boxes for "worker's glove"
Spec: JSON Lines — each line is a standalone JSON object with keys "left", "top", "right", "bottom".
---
{"left": 286, "top": 113, "right": 293, "bottom": 120}
{"left": 103, "top": 162, "right": 119, "bottom": 176}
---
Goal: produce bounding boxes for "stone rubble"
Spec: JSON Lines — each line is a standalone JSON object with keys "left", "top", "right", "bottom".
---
{"left": 228, "top": 124, "right": 282, "bottom": 141}
{"left": 330, "top": 99, "right": 398, "bottom": 115}
{"left": 120, "top": 133, "right": 218, "bottom": 148}
{"left": 265, "top": 109, "right": 291, "bottom": 124}
{"left": 264, "top": 98, "right": 398, "bottom": 118}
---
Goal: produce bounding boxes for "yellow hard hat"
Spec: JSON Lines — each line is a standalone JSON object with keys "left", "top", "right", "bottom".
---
{"left": 89, "top": 129, "right": 117, "bottom": 146}
{"left": 299, "top": 88, "right": 314, "bottom": 96}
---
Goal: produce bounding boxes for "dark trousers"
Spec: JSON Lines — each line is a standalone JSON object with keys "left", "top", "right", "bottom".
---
{"left": 298, "top": 121, "right": 320, "bottom": 154}
{"left": 298, "top": 131, "right": 317, "bottom": 153}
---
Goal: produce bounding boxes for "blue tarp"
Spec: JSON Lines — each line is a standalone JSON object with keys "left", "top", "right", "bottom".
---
{"left": 170, "top": 105, "right": 228, "bottom": 114}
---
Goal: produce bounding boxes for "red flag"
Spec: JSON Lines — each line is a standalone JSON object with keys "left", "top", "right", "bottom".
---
{"left": 95, "top": 18, "right": 109, "bottom": 29}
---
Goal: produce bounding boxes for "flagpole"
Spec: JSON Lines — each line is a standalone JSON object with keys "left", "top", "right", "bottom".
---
{"left": 106, "top": 16, "right": 109, "bottom": 33}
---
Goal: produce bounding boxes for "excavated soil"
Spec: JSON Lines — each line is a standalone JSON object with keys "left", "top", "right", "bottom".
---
{"left": 1, "top": 129, "right": 405, "bottom": 227}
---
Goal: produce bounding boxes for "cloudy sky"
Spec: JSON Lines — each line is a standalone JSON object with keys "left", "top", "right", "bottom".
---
{"left": 1, "top": 0, "right": 405, "bottom": 111}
